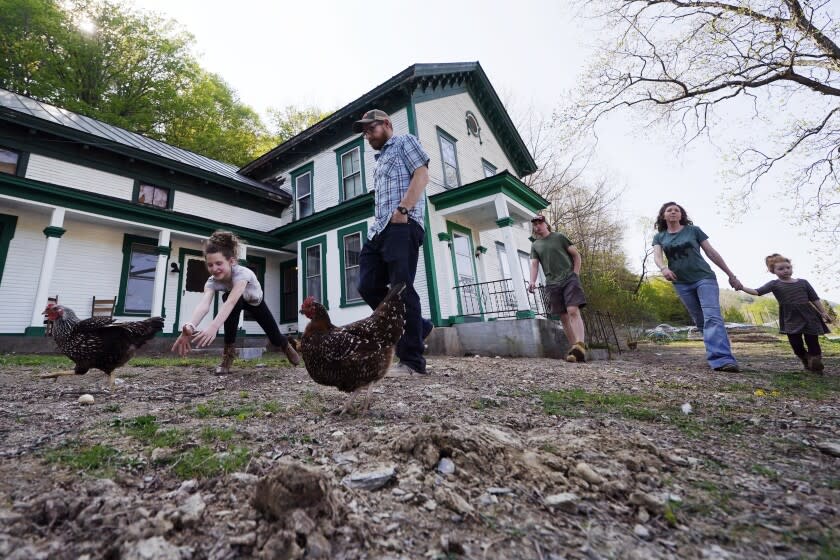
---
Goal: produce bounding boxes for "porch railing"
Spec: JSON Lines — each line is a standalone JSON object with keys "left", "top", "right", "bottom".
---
{"left": 451, "top": 280, "right": 622, "bottom": 354}
{"left": 451, "top": 279, "right": 550, "bottom": 318}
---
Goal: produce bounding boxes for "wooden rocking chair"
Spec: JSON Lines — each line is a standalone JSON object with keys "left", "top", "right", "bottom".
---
{"left": 91, "top": 296, "right": 117, "bottom": 318}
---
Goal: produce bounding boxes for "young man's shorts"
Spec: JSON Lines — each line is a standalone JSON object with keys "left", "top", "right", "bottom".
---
{"left": 546, "top": 273, "right": 587, "bottom": 315}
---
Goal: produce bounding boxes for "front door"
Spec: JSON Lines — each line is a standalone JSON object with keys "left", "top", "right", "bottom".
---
{"left": 448, "top": 224, "right": 481, "bottom": 317}
{"left": 179, "top": 252, "right": 215, "bottom": 332}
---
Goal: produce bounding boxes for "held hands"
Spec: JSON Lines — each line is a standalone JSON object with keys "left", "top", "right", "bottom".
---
{"left": 728, "top": 276, "right": 743, "bottom": 291}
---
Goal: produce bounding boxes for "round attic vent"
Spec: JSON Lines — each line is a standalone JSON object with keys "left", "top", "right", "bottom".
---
{"left": 465, "top": 111, "right": 482, "bottom": 143}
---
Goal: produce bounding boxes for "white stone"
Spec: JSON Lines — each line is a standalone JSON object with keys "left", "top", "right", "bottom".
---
{"left": 633, "top": 524, "right": 651, "bottom": 540}
{"left": 78, "top": 394, "right": 95, "bottom": 405}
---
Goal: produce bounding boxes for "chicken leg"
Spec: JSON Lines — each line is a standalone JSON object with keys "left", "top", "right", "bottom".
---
{"left": 40, "top": 370, "right": 78, "bottom": 382}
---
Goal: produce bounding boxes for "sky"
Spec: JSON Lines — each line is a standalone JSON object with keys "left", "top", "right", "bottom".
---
{"left": 126, "top": 0, "right": 839, "bottom": 301}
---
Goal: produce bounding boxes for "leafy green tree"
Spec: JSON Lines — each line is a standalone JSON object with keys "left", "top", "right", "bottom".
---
{"left": 637, "top": 277, "right": 691, "bottom": 325}
{"left": 264, "top": 105, "right": 333, "bottom": 145}
{"left": 0, "top": 0, "right": 65, "bottom": 98}
{"left": 723, "top": 307, "right": 746, "bottom": 323}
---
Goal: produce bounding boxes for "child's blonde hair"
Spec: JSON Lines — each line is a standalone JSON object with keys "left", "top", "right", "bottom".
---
{"left": 765, "top": 253, "right": 791, "bottom": 273}
{"left": 204, "top": 230, "right": 242, "bottom": 260}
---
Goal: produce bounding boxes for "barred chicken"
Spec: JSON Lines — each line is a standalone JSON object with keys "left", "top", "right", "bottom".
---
{"left": 41, "top": 304, "right": 164, "bottom": 388}
{"left": 299, "top": 282, "right": 405, "bottom": 415}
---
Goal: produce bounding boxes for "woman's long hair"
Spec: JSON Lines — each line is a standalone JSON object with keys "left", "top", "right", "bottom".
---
{"left": 655, "top": 202, "right": 692, "bottom": 232}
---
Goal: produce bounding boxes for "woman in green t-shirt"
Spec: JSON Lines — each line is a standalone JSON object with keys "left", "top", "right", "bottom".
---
{"left": 652, "top": 202, "right": 742, "bottom": 373}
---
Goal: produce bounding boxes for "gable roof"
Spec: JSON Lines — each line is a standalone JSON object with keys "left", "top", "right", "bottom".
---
{"left": 240, "top": 62, "right": 538, "bottom": 179}
{"left": 0, "top": 88, "right": 290, "bottom": 203}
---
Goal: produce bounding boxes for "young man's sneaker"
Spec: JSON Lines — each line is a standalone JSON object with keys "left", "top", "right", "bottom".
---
{"left": 714, "top": 363, "right": 740, "bottom": 373}
{"left": 567, "top": 341, "right": 586, "bottom": 363}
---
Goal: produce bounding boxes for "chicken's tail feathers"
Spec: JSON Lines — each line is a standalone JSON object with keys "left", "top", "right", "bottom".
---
{"left": 385, "top": 282, "right": 407, "bottom": 301}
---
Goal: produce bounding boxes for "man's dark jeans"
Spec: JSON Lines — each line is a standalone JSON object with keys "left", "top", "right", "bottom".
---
{"left": 358, "top": 220, "right": 426, "bottom": 373}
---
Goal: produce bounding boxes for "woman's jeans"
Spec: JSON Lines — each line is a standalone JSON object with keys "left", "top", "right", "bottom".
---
{"left": 673, "top": 278, "right": 737, "bottom": 369}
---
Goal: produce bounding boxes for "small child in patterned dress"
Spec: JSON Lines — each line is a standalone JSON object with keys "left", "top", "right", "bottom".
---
{"left": 740, "top": 254, "right": 832, "bottom": 372}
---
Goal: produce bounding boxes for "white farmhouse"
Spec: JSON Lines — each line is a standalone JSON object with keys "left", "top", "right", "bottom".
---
{"left": 0, "top": 62, "right": 554, "bottom": 354}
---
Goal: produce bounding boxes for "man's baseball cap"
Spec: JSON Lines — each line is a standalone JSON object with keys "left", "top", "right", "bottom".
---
{"left": 352, "top": 109, "right": 390, "bottom": 132}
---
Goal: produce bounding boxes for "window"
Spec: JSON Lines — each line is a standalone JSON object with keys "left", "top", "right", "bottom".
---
{"left": 116, "top": 235, "right": 158, "bottom": 315}
{"left": 337, "top": 222, "right": 367, "bottom": 307}
{"left": 301, "top": 235, "right": 327, "bottom": 307}
{"left": 291, "top": 163, "right": 314, "bottom": 219}
{"left": 0, "top": 148, "right": 20, "bottom": 175}
{"left": 336, "top": 138, "right": 366, "bottom": 201}
{"left": 437, "top": 128, "right": 461, "bottom": 189}
{"left": 482, "top": 159, "right": 497, "bottom": 178}
{"left": 136, "top": 182, "right": 171, "bottom": 209}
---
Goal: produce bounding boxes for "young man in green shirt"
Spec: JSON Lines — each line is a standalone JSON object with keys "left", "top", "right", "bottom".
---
{"left": 528, "top": 215, "right": 587, "bottom": 362}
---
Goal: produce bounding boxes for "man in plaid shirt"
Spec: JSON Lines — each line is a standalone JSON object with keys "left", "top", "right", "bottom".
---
{"left": 353, "top": 109, "right": 433, "bottom": 376}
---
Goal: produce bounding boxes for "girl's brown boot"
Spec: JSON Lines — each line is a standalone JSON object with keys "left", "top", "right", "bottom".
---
{"left": 216, "top": 344, "right": 236, "bottom": 375}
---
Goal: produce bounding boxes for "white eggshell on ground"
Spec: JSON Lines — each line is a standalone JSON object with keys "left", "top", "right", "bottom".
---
{"left": 78, "top": 394, "right": 95, "bottom": 405}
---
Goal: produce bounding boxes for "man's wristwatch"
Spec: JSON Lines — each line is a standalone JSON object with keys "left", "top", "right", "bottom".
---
{"left": 396, "top": 206, "right": 409, "bottom": 215}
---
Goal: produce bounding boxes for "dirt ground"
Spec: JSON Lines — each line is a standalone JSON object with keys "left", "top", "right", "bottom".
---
{"left": 0, "top": 340, "right": 838, "bottom": 560}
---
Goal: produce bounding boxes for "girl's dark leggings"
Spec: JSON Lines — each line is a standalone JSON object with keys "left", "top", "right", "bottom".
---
{"left": 222, "top": 293, "right": 288, "bottom": 347}
{"left": 787, "top": 333, "right": 821, "bottom": 357}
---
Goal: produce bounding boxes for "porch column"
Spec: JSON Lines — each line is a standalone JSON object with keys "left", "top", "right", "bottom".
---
{"left": 494, "top": 196, "right": 534, "bottom": 319}
{"left": 236, "top": 245, "right": 247, "bottom": 332}
{"left": 28, "top": 207, "right": 66, "bottom": 332}
{"left": 151, "top": 229, "right": 170, "bottom": 317}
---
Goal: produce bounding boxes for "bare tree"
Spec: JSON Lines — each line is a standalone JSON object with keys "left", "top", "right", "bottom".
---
{"left": 571, "top": 0, "right": 840, "bottom": 237}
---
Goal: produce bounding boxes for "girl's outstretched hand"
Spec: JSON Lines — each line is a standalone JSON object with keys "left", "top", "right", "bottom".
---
{"left": 192, "top": 327, "right": 217, "bottom": 348}
{"left": 171, "top": 328, "right": 193, "bottom": 356}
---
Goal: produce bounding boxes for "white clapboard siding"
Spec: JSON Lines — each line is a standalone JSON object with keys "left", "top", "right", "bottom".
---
{"left": 0, "top": 208, "right": 48, "bottom": 332}
{"left": 172, "top": 191, "right": 284, "bottom": 231}
{"left": 25, "top": 154, "right": 134, "bottom": 200}
{"left": 415, "top": 91, "right": 518, "bottom": 196}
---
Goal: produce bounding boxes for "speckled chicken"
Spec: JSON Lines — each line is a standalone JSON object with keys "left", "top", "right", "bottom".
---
{"left": 41, "top": 304, "right": 164, "bottom": 388}
{"left": 299, "top": 282, "right": 406, "bottom": 415}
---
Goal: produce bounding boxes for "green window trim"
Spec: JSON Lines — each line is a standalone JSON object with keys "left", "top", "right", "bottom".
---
{"left": 291, "top": 162, "right": 315, "bottom": 221}
{"left": 132, "top": 179, "right": 174, "bottom": 210}
{"left": 446, "top": 221, "right": 481, "bottom": 318}
{"left": 334, "top": 137, "right": 367, "bottom": 202}
{"left": 436, "top": 127, "right": 462, "bottom": 189}
{"left": 336, "top": 222, "right": 368, "bottom": 308}
{"left": 0, "top": 213, "right": 18, "bottom": 288}
{"left": 115, "top": 234, "right": 159, "bottom": 317}
{"left": 300, "top": 234, "right": 328, "bottom": 309}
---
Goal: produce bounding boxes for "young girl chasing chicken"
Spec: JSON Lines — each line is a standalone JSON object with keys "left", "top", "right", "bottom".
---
{"left": 739, "top": 254, "right": 831, "bottom": 372}
{"left": 171, "top": 231, "right": 300, "bottom": 373}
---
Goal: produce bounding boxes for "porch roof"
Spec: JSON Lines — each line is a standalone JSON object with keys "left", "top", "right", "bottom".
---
{"left": 429, "top": 171, "right": 549, "bottom": 229}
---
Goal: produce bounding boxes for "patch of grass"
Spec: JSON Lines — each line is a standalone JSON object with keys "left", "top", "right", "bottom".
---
{"left": 111, "top": 415, "right": 185, "bottom": 448}
{"left": 622, "top": 407, "right": 660, "bottom": 421}
{"left": 471, "top": 397, "right": 501, "bottom": 410}
{"left": 690, "top": 479, "right": 734, "bottom": 513}
{"left": 721, "top": 382, "right": 752, "bottom": 393}
{"left": 750, "top": 464, "right": 778, "bottom": 480}
{"left": 201, "top": 426, "right": 235, "bottom": 442}
{"left": 298, "top": 390, "right": 326, "bottom": 414}
{"left": 537, "top": 389, "right": 648, "bottom": 418}
{"left": 262, "top": 401, "right": 283, "bottom": 414}
{"left": 496, "top": 388, "right": 529, "bottom": 398}
{"left": 0, "top": 354, "right": 73, "bottom": 367}
{"left": 239, "top": 391, "right": 249, "bottom": 399}
{"left": 767, "top": 372, "right": 840, "bottom": 400}
{"left": 655, "top": 381, "right": 694, "bottom": 390}
{"left": 103, "top": 404, "right": 121, "bottom": 413}
{"left": 665, "top": 411, "right": 706, "bottom": 438}
{"left": 192, "top": 401, "right": 258, "bottom": 420}
{"left": 46, "top": 442, "right": 124, "bottom": 475}
{"left": 815, "top": 531, "right": 840, "bottom": 559}
{"left": 171, "top": 446, "right": 250, "bottom": 479}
